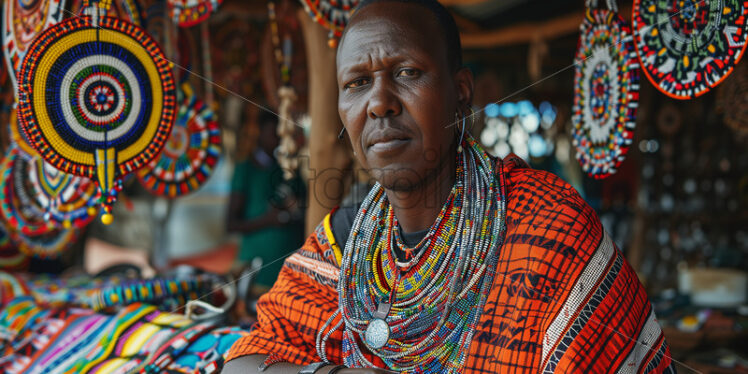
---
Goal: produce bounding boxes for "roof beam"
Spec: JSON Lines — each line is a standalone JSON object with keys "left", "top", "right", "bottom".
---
{"left": 460, "top": 4, "right": 632, "bottom": 48}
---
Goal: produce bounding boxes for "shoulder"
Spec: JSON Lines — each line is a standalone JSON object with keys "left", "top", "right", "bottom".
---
{"left": 502, "top": 159, "right": 602, "bottom": 242}
{"left": 498, "top": 157, "right": 605, "bottom": 286}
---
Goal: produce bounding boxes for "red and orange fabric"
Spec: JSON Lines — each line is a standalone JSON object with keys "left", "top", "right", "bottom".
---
{"left": 227, "top": 157, "right": 674, "bottom": 373}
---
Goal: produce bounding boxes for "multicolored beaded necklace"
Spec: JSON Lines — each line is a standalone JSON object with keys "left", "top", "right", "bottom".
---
{"left": 318, "top": 135, "right": 507, "bottom": 373}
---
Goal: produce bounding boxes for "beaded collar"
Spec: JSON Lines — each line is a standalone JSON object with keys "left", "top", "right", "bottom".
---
{"left": 318, "top": 135, "right": 507, "bottom": 373}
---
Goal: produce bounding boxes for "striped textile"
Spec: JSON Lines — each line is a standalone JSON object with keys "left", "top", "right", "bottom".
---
{"left": 227, "top": 156, "right": 674, "bottom": 373}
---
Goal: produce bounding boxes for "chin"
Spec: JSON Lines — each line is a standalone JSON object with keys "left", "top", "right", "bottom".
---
{"left": 370, "top": 164, "right": 424, "bottom": 192}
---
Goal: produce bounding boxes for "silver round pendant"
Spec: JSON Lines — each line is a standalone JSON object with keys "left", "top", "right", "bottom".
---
{"left": 364, "top": 318, "right": 390, "bottom": 349}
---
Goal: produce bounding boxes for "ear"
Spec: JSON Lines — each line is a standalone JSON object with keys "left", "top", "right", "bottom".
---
{"left": 454, "top": 67, "right": 474, "bottom": 112}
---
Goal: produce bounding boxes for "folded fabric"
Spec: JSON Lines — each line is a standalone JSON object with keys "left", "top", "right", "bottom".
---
{"left": 0, "top": 298, "right": 251, "bottom": 374}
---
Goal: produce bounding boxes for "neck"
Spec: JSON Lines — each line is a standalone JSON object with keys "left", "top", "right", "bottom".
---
{"left": 385, "top": 150, "right": 457, "bottom": 233}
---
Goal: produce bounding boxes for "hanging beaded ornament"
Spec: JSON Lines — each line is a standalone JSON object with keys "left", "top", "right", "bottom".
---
{"left": 632, "top": 0, "right": 748, "bottom": 99}
{"left": 27, "top": 157, "right": 100, "bottom": 229}
{"left": 0, "top": 224, "right": 28, "bottom": 270}
{"left": 72, "top": 0, "right": 145, "bottom": 26}
{"left": 167, "top": 0, "right": 222, "bottom": 27}
{"left": 320, "top": 135, "right": 507, "bottom": 372}
{"left": 268, "top": 0, "right": 300, "bottom": 180}
{"left": 137, "top": 84, "right": 221, "bottom": 198}
{"left": 0, "top": 149, "right": 57, "bottom": 236}
{"left": 16, "top": 15, "right": 177, "bottom": 224}
{"left": 8, "top": 108, "right": 38, "bottom": 160}
{"left": 2, "top": 0, "right": 66, "bottom": 97}
{"left": 299, "top": 0, "right": 360, "bottom": 47}
{"left": 716, "top": 60, "right": 747, "bottom": 135}
{"left": 572, "top": 1, "right": 639, "bottom": 179}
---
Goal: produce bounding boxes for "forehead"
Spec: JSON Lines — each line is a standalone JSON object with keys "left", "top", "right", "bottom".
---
{"left": 337, "top": 2, "right": 448, "bottom": 68}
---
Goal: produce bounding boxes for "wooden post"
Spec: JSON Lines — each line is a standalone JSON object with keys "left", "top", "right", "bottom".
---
{"left": 298, "top": 10, "right": 352, "bottom": 234}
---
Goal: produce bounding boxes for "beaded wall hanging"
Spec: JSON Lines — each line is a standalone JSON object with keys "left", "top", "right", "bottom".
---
{"left": 716, "top": 60, "right": 747, "bottom": 135}
{"left": 572, "top": 1, "right": 639, "bottom": 179}
{"left": 16, "top": 16, "right": 177, "bottom": 224}
{"left": 299, "top": 0, "right": 360, "bottom": 47}
{"left": 137, "top": 84, "right": 221, "bottom": 198}
{"left": 72, "top": 0, "right": 145, "bottom": 26}
{"left": 8, "top": 108, "right": 38, "bottom": 159}
{"left": 27, "top": 157, "right": 100, "bottom": 229}
{"left": 1, "top": 0, "right": 66, "bottom": 97}
{"left": 632, "top": 0, "right": 748, "bottom": 99}
{"left": 167, "top": 0, "right": 222, "bottom": 27}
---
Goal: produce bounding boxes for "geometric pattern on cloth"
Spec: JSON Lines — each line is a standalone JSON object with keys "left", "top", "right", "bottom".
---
{"left": 226, "top": 155, "right": 676, "bottom": 373}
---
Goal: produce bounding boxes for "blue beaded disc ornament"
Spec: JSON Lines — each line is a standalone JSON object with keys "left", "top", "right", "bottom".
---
{"left": 16, "top": 15, "right": 177, "bottom": 224}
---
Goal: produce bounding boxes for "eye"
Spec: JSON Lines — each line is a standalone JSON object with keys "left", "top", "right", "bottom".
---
{"left": 396, "top": 68, "right": 419, "bottom": 78}
{"left": 344, "top": 77, "right": 370, "bottom": 89}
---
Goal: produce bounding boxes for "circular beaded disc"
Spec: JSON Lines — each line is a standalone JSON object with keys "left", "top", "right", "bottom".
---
{"left": 137, "top": 89, "right": 221, "bottom": 198}
{"left": 16, "top": 16, "right": 176, "bottom": 204}
{"left": 572, "top": 9, "right": 640, "bottom": 179}
{"left": 2, "top": 0, "right": 66, "bottom": 95}
{"left": 27, "top": 157, "right": 100, "bottom": 228}
{"left": 300, "top": 0, "right": 359, "bottom": 38}
{"left": 167, "top": 0, "right": 222, "bottom": 27}
{"left": 0, "top": 149, "right": 56, "bottom": 236}
{"left": 632, "top": 0, "right": 748, "bottom": 99}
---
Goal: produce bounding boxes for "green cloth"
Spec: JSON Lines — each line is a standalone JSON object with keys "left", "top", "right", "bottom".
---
{"left": 231, "top": 159, "right": 304, "bottom": 287}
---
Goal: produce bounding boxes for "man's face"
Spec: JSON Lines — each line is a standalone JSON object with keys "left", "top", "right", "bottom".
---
{"left": 336, "top": 3, "right": 458, "bottom": 191}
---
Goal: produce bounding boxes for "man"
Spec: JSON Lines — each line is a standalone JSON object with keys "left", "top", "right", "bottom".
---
{"left": 224, "top": 0, "right": 675, "bottom": 372}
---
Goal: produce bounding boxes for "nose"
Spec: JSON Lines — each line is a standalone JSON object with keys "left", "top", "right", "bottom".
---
{"left": 367, "top": 78, "right": 402, "bottom": 119}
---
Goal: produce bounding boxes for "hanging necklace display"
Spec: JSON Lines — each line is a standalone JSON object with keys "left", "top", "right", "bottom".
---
{"left": 299, "top": 0, "right": 360, "bottom": 47}
{"left": 16, "top": 12, "right": 177, "bottom": 225}
{"left": 716, "top": 61, "right": 747, "bottom": 135}
{"left": 632, "top": 0, "right": 748, "bottom": 99}
{"left": 137, "top": 83, "right": 221, "bottom": 198}
{"left": 1, "top": 0, "right": 67, "bottom": 97}
{"left": 27, "top": 157, "right": 100, "bottom": 229}
{"left": 167, "top": 0, "right": 222, "bottom": 27}
{"left": 268, "top": 0, "right": 299, "bottom": 180}
{"left": 0, "top": 150, "right": 80, "bottom": 259}
{"left": 572, "top": 0, "right": 639, "bottom": 179}
{"left": 72, "top": 0, "right": 146, "bottom": 26}
{"left": 0, "top": 224, "right": 28, "bottom": 270}
{"left": 12, "top": 226, "right": 79, "bottom": 258}
{"left": 0, "top": 149, "right": 56, "bottom": 236}
{"left": 320, "top": 135, "right": 506, "bottom": 372}
{"left": 8, "top": 108, "right": 38, "bottom": 160}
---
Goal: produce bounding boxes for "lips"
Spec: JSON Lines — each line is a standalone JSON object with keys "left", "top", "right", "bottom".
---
{"left": 366, "top": 128, "right": 411, "bottom": 150}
